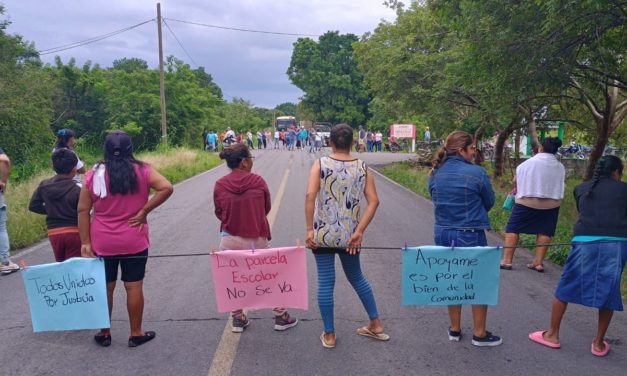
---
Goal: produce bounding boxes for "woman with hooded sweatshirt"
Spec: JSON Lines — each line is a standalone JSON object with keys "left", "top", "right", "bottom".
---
{"left": 213, "top": 144, "right": 298, "bottom": 333}
{"left": 78, "top": 131, "right": 173, "bottom": 348}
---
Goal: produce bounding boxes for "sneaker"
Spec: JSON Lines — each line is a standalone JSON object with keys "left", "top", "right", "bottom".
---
{"left": 448, "top": 328, "right": 461, "bottom": 342}
{"left": 231, "top": 315, "right": 250, "bottom": 333}
{"left": 274, "top": 312, "right": 298, "bottom": 331}
{"left": 472, "top": 331, "right": 503, "bottom": 347}
{"left": 0, "top": 261, "right": 20, "bottom": 275}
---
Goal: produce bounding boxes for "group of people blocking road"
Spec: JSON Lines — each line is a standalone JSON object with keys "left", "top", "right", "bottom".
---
{"left": 204, "top": 126, "right": 317, "bottom": 153}
{"left": 0, "top": 125, "right": 624, "bottom": 356}
{"left": 428, "top": 132, "right": 626, "bottom": 354}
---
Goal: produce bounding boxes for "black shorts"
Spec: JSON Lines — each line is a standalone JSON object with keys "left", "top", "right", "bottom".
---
{"left": 311, "top": 247, "right": 346, "bottom": 255}
{"left": 102, "top": 249, "right": 148, "bottom": 283}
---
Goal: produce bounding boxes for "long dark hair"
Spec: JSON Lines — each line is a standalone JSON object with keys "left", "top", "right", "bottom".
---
{"left": 56, "top": 129, "right": 75, "bottom": 149}
{"left": 586, "top": 155, "right": 623, "bottom": 197}
{"left": 430, "top": 131, "right": 474, "bottom": 174}
{"left": 99, "top": 131, "right": 144, "bottom": 195}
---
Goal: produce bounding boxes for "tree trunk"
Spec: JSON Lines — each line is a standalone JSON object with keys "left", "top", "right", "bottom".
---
{"left": 583, "top": 85, "right": 626, "bottom": 180}
{"left": 493, "top": 122, "right": 516, "bottom": 178}
{"left": 514, "top": 128, "right": 521, "bottom": 165}
{"left": 527, "top": 113, "right": 539, "bottom": 155}
{"left": 473, "top": 125, "right": 485, "bottom": 164}
{"left": 584, "top": 118, "right": 609, "bottom": 180}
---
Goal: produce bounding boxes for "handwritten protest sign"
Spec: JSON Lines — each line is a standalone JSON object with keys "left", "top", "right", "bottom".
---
{"left": 210, "top": 246, "right": 308, "bottom": 313}
{"left": 402, "top": 246, "right": 502, "bottom": 306}
{"left": 21, "top": 258, "right": 110, "bottom": 332}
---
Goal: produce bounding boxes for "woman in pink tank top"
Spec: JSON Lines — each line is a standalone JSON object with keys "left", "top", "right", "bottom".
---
{"left": 78, "top": 131, "right": 173, "bottom": 348}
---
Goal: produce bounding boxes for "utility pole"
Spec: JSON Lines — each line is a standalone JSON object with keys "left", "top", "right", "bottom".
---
{"left": 157, "top": 2, "right": 167, "bottom": 142}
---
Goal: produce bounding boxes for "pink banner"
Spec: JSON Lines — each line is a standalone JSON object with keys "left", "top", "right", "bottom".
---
{"left": 390, "top": 123, "right": 416, "bottom": 138}
{"left": 210, "top": 246, "right": 308, "bottom": 313}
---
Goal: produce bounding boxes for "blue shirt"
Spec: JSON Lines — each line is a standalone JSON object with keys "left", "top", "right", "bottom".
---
{"left": 207, "top": 133, "right": 217, "bottom": 144}
{"left": 428, "top": 156, "right": 495, "bottom": 230}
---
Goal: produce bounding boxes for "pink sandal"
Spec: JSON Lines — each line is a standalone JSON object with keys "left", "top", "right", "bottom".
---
{"left": 528, "top": 331, "right": 560, "bottom": 349}
{"left": 591, "top": 341, "right": 610, "bottom": 357}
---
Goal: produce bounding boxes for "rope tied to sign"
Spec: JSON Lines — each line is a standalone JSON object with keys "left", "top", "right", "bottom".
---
{"left": 48, "top": 239, "right": 626, "bottom": 261}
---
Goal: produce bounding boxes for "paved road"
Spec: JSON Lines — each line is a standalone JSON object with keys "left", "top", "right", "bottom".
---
{"left": 1, "top": 148, "right": 625, "bottom": 376}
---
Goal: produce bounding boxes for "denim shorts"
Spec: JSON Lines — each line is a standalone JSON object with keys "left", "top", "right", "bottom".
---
{"left": 434, "top": 228, "right": 488, "bottom": 247}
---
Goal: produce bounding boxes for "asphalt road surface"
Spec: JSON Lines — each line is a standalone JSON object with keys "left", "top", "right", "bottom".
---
{"left": 1, "top": 147, "right": 625, "bottom": 376}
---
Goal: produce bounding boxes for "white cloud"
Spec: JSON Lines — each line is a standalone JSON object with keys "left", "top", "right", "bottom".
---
{"left": 1, "top": 0, "right": 395, "bottom": 107}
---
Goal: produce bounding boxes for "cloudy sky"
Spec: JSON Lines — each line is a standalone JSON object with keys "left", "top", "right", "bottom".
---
{"left": 1, "top": 0, "right": 396, "bottom": 108}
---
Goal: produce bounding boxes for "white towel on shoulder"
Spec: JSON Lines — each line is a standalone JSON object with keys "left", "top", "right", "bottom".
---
{"left": 92, "top": 164, "right": 107, "bottom": 199}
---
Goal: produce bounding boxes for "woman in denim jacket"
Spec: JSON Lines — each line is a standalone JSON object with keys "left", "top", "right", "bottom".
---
{"left": 428, "top": 131, "right": 502, "bottom": 347}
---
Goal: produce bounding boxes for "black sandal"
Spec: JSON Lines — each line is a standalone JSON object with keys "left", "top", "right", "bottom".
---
{"left": 94, "top": 331, "right": 111, "bottom": 347}
{"left": 128, "top": 331, "right": 156, "bottom": 347}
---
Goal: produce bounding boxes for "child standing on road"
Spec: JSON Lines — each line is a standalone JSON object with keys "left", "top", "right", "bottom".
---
{"left": 305, "top": 124, "right": 389, "bottom": 349}
{"left": 29, "top": 149, "right": 82, "bottom": 261}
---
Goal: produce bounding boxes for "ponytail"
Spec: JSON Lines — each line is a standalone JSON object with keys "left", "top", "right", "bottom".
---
{"left": 430, "top": 131, "right": 473, "bottom": 175}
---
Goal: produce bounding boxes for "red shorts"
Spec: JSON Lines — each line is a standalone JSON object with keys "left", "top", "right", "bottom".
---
{"left": 48, "top": 227, "right": 82, "bottom": 262}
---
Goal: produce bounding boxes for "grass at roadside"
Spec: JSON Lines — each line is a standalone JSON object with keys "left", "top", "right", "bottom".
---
{"left": 5, "top": 147, "right": 221, "bottom": 251}
{"left": 379, "top": 161, "right": 626, "bottom": 300}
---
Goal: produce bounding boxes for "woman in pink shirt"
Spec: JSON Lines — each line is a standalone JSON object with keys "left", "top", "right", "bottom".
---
{"left": 78, "top": 131, "right": 173, "bottom": 347}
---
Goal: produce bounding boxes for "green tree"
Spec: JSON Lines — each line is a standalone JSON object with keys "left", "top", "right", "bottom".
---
{"left": 275, "top": 102, "right": 296, "bottom": 116}
{"left": 0, "top": 5, "right": 53, "bottom": 179}
{"left": 112, "top": 57, "right": 149, "bottom": 73}
{"left": 288, "top": 31, "right": 371, "bottom": 126}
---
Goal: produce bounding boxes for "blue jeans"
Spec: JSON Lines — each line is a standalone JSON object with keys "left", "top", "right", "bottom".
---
{"left": 314, "top": 252, "right": 379, "bottom": 333}
{"left": 0, "top": 207, "right": 9, "bottom": 263}
{"left": 434, "top": 227, "right": 488, "bottom": 247}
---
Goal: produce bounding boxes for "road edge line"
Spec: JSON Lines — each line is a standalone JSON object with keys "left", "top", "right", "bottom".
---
{"left": 207, "top": 155, "right": 293, "bottom": 376}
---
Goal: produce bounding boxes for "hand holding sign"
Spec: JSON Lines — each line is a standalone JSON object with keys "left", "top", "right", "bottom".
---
{"left": 21, "top": 258, "right": 110, "bottom": 332}
{"left": 210, "top": 246, "right": 308, "bottom": 313}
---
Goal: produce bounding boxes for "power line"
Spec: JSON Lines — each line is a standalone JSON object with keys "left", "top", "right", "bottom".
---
{"left": 164, "top": 17, "right": 321, "bottom": 38}
{"left": 162, "top": 18, "right": 199, "bottom": 67}
{"left": 37, "top": 19, "right": 155, "bottom": 56}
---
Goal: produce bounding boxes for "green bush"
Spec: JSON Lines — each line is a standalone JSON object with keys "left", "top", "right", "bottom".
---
{"left": 380, "top": 161, "right": 626, "bottom": 300}
{"left": 5, "top": 147, "right": 221, "bottom": 251}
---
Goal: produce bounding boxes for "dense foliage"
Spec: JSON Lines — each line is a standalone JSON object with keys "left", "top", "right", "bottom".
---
{"left": 0, "top": 6, "right": 290, "bottom": 180}
{"left": 354, "top": 0, "right": 626, "bottom": 178}
{"left": 288, "top": 31, "right": 371, "bottom": 126}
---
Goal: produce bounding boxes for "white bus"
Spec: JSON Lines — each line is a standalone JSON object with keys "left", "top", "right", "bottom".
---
{"left": 275, "top": 116, "right": 297, "bottom": 131}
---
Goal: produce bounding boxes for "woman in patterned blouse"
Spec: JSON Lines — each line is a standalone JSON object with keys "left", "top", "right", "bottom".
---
{"left": 305, "top": 123, "right": 389, "bottom": 349}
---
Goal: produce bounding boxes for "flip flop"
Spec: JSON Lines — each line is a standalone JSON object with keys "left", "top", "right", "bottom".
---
{"left": 527, "top": 263, "right": 545, "bottom": 273}
{"left": 591, "top": 340, "right": 610, "bottom": 357}
{"left": 500, "top": 263, "right": 513, "bottom": 270}
{"left": 320, "top": 332, "right": 336, "bottom": 349}
{"left": 128, "top": 331, "right": 156, "bottom": 347}
{"left": 357, "top": 326, "right": 390, "bottom": 341}
{"left": 528, "top": 331, "right": 560, "bottom": 349}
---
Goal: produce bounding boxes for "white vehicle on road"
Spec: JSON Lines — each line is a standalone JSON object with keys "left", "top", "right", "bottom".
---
{"left": 313, "top": 123, "right": 331, "bottom": 146}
